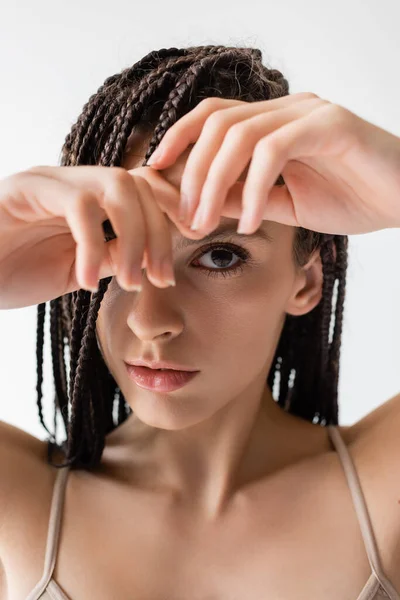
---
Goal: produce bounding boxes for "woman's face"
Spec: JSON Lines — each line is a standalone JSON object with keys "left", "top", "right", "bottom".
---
{"left": 95, "top": 131, "right": 323, "bottom": 434}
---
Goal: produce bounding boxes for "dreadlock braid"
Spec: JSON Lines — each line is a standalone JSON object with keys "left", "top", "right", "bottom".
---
{"left": 36, "top": 302, "right": 53, "bottom": 438}
{"left": 75, "top": 48, "right": 230, "bottom": 168}
{"left": 99, "top": 71, "right": 180, "bottom": 167}
{"left": 36, "top": 44, "right": 348, "bottom": 471}
{"left": 144, "top": 47, "right": 285, "bottom": 161}
{"left": 49, "top": 298, "right": 67, "bottom": 444}
{"left": 61, "top": 47, "right": 174, "bottom": 164}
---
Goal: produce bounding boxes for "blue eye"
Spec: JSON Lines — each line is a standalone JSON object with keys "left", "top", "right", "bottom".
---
{"left": 192, "top": 242, "right": 251, "bottom": 278}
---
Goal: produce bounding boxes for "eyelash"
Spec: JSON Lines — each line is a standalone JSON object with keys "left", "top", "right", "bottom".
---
{"left": 192, "top": 242, "right": 252, "bottom": 279}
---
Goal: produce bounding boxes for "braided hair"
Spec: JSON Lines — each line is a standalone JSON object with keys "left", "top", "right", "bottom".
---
{"left": 36, "top": 45, "right": 348, "bottom": 471}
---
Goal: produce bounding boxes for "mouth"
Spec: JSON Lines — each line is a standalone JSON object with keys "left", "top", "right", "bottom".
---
{"left": 147, "top": 367, "right": 177, "bottom": 372}
{"left": 125, "top": 360, "right": 198, "bottom": 372}
{"left": 125, "top": 363, "right": 199, "bottom": 392}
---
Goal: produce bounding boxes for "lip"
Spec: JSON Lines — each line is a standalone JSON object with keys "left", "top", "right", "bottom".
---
{"left": 125, "top": 358, "right": 197, "bottom": 372}
{"left": 125, "top": 363, "right": 199, "bottom": 392}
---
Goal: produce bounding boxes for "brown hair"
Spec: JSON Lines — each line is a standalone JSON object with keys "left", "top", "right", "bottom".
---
{"left": 36, "top": 45, "right": 348, "bottom": 470}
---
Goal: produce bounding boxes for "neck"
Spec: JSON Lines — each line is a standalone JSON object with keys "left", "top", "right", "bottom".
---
{"left": 103, "top": 377, "right": 326, "bottom": 520}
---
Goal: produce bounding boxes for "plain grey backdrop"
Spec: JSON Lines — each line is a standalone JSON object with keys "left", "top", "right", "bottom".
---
{"left": 0, "top": 0, "right": 399, "bottom": 441}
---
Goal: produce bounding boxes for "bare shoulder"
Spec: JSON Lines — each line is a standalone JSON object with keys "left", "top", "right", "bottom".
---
{"left": 350, "top": 390, "right": 400, "bottom": 453}
{"left": 0, "top": 420, "right": 50, "bottom": 551}
{"left": 349, "top": 391, "right": 400, "bottom": 586}
{"left": 0, "top": 419, "right": 47, "bottom": 454}
{"left": 351, "top": 391, "right": 400, "bottom": 436}
{"left": 0, "top": 419, "right": 49, "bottom": 470}
{"left": 347, "top": 390, "right": 400, "bottom": 484}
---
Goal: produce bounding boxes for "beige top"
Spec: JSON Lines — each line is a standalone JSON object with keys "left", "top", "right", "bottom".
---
{"left": 25, "top": 425, "right": 400, "bottom": 600}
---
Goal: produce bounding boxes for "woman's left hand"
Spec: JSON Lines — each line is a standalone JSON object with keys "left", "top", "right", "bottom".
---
{"left": 146, "top": 92, "right": 400, "bottom": 236}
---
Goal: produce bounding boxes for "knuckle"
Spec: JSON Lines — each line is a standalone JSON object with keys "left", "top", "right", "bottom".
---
{"left": 328, "top": 103, "right": 349, "bottom": 122}
{"left": 327, "top": 104, "right": 355, "bottom": 133}
{"left": 203, "top": 110, "right": 227, "bottom": 134}
{"left": 0, "top": 172, "right": 20, "bottom": 194}
{"left": 135, "top": 176, "right": 154, "bottom": 203}
{"left": 105, "top": 170, "right": 137, "bottom": 207}
{"left": 108, "top": 166, "right": 133, "bottom": 192}
{"left": 298, "top": 92, "right": 320, "bottom": 100}
{"left": 71, "top": 190, "right": 96, "bottom": 212}
{"left": 225, "top": 122, "right": 249, "bottom": 144}
{"left": 255, "top": 135, "right": 281, "bottom": 157}
{"left": 314, "top": 99, "right": 331, "bottom": 111}
{"left": 199, "top": 97, "right": 225, "bottom": 112}
{"left": 133, "top": 165, "right": 151, "bottom": 178}
{"left": 335, "top": 107, "right": 360, "bottom": 143}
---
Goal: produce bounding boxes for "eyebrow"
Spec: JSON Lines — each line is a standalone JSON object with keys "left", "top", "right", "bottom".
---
{"left": 173, "top": 223, "right": 274, "bottom": 252}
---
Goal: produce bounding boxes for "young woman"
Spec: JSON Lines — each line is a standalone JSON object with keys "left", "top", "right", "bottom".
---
{"left": 0, "top": 44, "right": 400, "bottom": 600}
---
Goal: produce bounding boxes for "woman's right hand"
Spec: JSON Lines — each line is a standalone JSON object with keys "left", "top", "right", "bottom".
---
{"left": 0, "top": 165, "right": 183, "bottom": 310}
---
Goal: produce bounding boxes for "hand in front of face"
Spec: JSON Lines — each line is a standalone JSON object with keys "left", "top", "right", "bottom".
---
{"left": 146, "top": 93, "right": 400, "bottom": 236}
{"left": 0, "top": 164, "right": 183, "bottom": 308}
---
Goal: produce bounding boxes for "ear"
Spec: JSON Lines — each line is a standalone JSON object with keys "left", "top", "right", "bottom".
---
{"left": 285, "top": 249, "right": 324, "bottom": 317}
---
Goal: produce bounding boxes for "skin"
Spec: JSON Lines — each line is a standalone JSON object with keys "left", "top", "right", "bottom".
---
{"left": 94, "top": 128, "right": 326, "bottom": 520}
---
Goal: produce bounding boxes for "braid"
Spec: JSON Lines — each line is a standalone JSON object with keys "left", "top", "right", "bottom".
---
{"left": 36, "top": 44, "right": 348, "bottom": 470}
{"left": 99, "top": 71, "right": 180, "bottom": 167}
{"left": 71, "top": 48, "right": 228, "bottom": 168}
{"left": 144, "top": 47, "right": 286, "bottom": 162}
{"left": 36, "top": 302, "right": 53, "bottom": 439}
{"left": 49, "top": 298, "right": 66, "bottom": 445}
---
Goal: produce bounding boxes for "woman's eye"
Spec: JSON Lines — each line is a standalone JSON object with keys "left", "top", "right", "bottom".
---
{"left": 192, "top": 243, "right": 251, "bottom": 279}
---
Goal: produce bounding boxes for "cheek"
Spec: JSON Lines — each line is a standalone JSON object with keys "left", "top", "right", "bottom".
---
{"left": 194, "top": 285, "right": 286, "bottom": 371}
{"left": 234, "top": 296, "right": 285, "bottom": 356}
{"left": 96, "top": 282, "right": 126, "bottom": 331}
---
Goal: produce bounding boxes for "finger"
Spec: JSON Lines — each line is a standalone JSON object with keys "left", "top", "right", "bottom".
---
{"left": 191, "top": 98, "right": 325, "bottom": 234}
{"left": 146, "top": 98, "right": 241, "bottom": 170}
{"left": 188, "top": 111, "right": 269, "bottom": 233}
{"left": 136, "top": 167, "right": 207, "bottom": 242}
{"left": 154, "top": 173, "right": 294, "bottom": 240}
{"left": 5, "top": 169, "right": 116, "bottom": 294}
{"left": 132, "top": 173, "right": 176, "bottom": 288}
{"left": 178, "top": 103, "right": 258, "bottom": 227}
{"left": 153, "top": 189, "right": 207, "bottom": 241}
{"left": 101, "top": 170, "right": 147, "bottom": 291}
{"left": 63, "top": 191, "right": 110, "bottom": 292}
{"left": 223, "top": 179, "right": 298, "bottom": 228}
{"left": 157, "top": 176, "right": 298, "bottom": 235}
{"left": 146, "top": 92, "right": 319, "bottom": 170}
{"left": 237, "top": 102, "right": 343, "bottom": 234}
{"left": 27, "top": 165, "right": 130, "bottom": 220}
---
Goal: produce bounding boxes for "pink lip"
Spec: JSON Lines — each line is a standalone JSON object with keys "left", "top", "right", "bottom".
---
{"left": 125, "top": 359, "right": 197, "bottom": 371}
{"left": 125, "top": 364, "right": 199, "bottom": 392}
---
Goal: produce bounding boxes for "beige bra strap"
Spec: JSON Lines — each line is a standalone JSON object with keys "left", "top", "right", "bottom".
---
{"left": 327, "top": 425, "right": 400, "bottom": 597}
{"left": 25, "top": 465, "right": 71, "bottom": 600}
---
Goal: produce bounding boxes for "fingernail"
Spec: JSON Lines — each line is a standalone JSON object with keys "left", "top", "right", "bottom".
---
{"left": 190, "top": 207, "right": 205, "bottom": 231}
{"left": 147, "top": 148, "right": 163, "bottom": 165}
{"left": 237, "top": 220, "right": 253, "bottom": 235}
{"left": 179, "top": 194, "right": 190, "bottom": 223}
{"left": 162, "top": 258, "right": 176, "bottom": 286}
{"left": 237, "top": 208, "right": 257, "bottom": 234}
{"left": 122, "top": 279, "right": 142, "bottom": 292}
